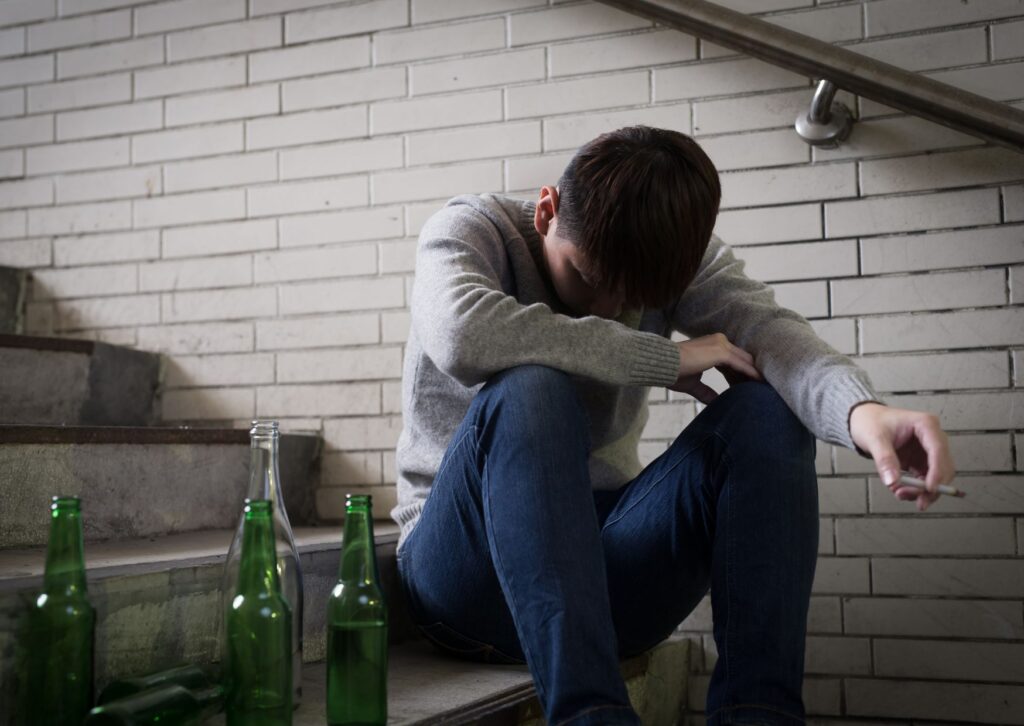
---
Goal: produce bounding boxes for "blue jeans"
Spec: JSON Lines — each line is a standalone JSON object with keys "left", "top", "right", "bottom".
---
{"left": 396, "top": 365, "right": 818, "bottom": 725}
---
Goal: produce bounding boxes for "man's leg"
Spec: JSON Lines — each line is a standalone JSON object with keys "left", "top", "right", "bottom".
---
{"left": 397, "top": 364, "right": 640, "bottom": 726}
{"left": 595, "top": 380, "right": 820, "bottom": 725}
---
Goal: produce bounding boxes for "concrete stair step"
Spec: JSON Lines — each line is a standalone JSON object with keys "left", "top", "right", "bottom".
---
{"left": 0, "top": 425, "right": 321, "bottom": 548}
{"left": 0, "top": 267, "right": 25, "bottom": 334}
{"left": 0, "top": 334, "right": 161, "bottom": 426}
{"left": 0, "top": 526, "right": 689, "bottom": 725}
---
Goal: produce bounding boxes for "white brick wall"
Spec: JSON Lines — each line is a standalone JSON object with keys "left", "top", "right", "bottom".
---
{"left": 1, "top": 0, "right": 1023, "bottom": 721}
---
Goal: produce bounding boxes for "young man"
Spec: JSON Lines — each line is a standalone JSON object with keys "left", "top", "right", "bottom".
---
{"left": 391, "top": 126, "right": 956, "bottom": 725}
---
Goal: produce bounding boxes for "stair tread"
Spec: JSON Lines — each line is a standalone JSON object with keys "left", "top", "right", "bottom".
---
{"left": 0, "top": 423, "right": 320, "bottom": 445}
{"left": 0, "top": 524, "right": 400, "bottom": 589}
{"left": 0, "top": 332, "right": 96, "bottom": 354}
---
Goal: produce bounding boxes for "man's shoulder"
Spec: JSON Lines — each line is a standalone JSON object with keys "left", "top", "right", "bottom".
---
{"left": 421, "top": 193, "right": 532, "bottom": 246}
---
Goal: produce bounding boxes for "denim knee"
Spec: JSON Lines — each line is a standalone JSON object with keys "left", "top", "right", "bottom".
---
{"left": 476, "top": 365, "right": 591, "bottom": 450}
{"left": 718, "top": 381, "right": 816, "bottom": 459}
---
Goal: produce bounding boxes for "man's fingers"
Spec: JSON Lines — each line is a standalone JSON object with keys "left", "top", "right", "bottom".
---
{"left": 914, "top": 416, "right": 954, "bottom": 492}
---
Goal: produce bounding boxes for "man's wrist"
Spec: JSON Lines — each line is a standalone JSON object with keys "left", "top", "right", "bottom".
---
{"left": 848, "top": 400, "right": 885, "bottom": 458}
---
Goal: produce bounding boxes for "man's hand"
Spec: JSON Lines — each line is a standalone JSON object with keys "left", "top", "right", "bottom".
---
{"left": 849, "top": 402, "right": 957, "bottom": 511}
{"left": 668, "top": 333, "right": 764, "bottom": 404}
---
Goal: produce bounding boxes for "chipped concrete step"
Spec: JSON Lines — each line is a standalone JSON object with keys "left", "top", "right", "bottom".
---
{"left": 0, "top": 268, "right": 25, "bottom": 335}
{"left": 0, "top": 526, "right": 414, "bottom": 726}
{"left": 0, "top": 425, "right": 322, "bottom": 548}
{"left": 0, "top": 334, "right": 161, "bottom": 426}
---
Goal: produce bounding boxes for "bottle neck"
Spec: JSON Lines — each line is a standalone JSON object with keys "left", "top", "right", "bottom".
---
{"left": 246, "top": 433, "right": 280, "bottom": 502}
{"left": 237, "top": 507, "right": 281, "bottom": 595}
{"left": 338, "top": 507, "right": 377, "bottom": 584}
{"left": 43, "top": 504, "right": 87, "bottom": 596}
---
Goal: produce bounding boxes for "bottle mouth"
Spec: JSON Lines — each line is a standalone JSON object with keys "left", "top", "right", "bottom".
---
{"left": 250, "top": 419, "right": 280, "bottom": 438}
{"left": 346, "top": 494, "right": 372, "bottom": 509}
{"left": 50, "top": 496, "right": 81, "bottom": 512}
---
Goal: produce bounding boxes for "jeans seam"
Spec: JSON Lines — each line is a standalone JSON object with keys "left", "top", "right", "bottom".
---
{"left": 481, "top": 451, "right": 551, "bottom": 711}
{"left": 601, "top": 430, "right": 719, "bottom": 530}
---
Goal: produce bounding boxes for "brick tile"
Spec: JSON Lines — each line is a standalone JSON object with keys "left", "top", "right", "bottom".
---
{"left": 866, "top": 0, "right": 1024, "bottom": 36}
{"left": 412, "top": 0, "right": 545, "bottom": 24}
{"left": 166, "top": 85, "right": 279, "bottom": 127}
{"left": 247, "top": 106, "right": 368, "bottom": 150}
{"left": 543, "top": 103, "right": 690, "bottom": 151}
{"left": 861, "top": 147, "right": 1024, "bottom": 196}
{"left": 56, "top": 165, "right": 161, "bottom": 204}
{"left": 247, "top": 177, "right": 368, "bottom": 217}
{"left": 713, "top": 203, "right": 821, "bottom": 246}
{"left": 656, "top": 57, "right": 805, "bottom": 102}
{"left": 721, "top": 163, "right": 856, "bottom": 208}
{"left": 134, "top": 188, "right": 246, "bottom": 229}
{"left": 284, "top": 0, "right": 408, "bottom": 45}
{"left": 254, "top": 244, "right": 377, "bottom": 283}
{"left": 167, "top": 17, "right": 281, "bottom": 63}
{"left": 283, "top": 66, "right": 405, "bottom": 112}
{"left": 411, "top": 48, "right": 545, "bottom": 96}
{"left": 509, "top": 3, "right": 649, "bottom": 46}
{"left": 508, "top": 71, "right": 649, "bottom": 119}
{"left": 322, "top": 414, "right": 403, "bottom": 449}
{"left": 133, "top": 123, "right": 243, "bottom": 165}
{"left": 162, "top": 387, "right": 255, "bottom": 421}
{"left": 166, "top": 352, "right": 275, "bottom": 387}
{"left": 373, "top": 89, "right": 501, "bottom": 135}
{"left": 250, "top": 36, "right": 369, "bottom": 84}
{"left": 825, "top": 189, "right": 1001, "bottom": 238}
{"left": 279, "top": 277, "right": 404, "bottom": 315}
{"left": 374, "top": 160, "right": 502, "bottom": 204}
{"left": 277, "top": 346, "right": 403, "bottom": 382}
{"left": 28, "top": 73, "right": 131, "bottom": 113}
{"left": 136, "top": 0, "right": 246, "bottom": 36}
{"left": 54, "top": 229, "right": 159, "bottom": 266}
{"left": 551, "top": 29, "right": 696, "bottom": 78}
{"left": 140, "top": 254, "right": 253, "bottom": 292}
{"left": 163, "top": 218, "right": 276, "bottom": 259}
{"left": 55, "top": 293, "right": 161, "bottom": 330}
{"left": 832, "top": 268, "right": 1004, "bottom": 315}
{"left": 28, "top": 200, "right": 131, "bottom": 236}
{"left": 57, "top": 37, "right": 163, "bottom": 80}
{"left": 33, "top": 263, "right": 137, "bottom": 300}
{"left": 846, "top": 677, "right": 1024, "bottom": 724}
{"left": 861, "top": 308, "right": 1024, "bottom": 353}
{"left": 258, "top": 382, "right": 382, "bottom": 415}
{"left": 861, "top": 224, "right": 1024, "bottom": 274}
{"left": 874, "top": 638, "right": 1024, "bottom": 682}
{"left": 376, "top": 17, "right": 505, "bottom": 65}
{"left": 279, "top": 206, "right": 404, "bottom": 248}
{"left": 137, "top": 321, "right": 255, "bottom": 354}
{"left": 161, "top": 286, "right": 277, "bottom": 323}
{"left": 280, "top": 137, "right": 403, "bottom": 181}
{"left": 409, "top": 121, "right": 540, "bottom": 166}
{"left": 256, "top": 313, "right": 379, "bottom": 351}
{"left": 836, "top": 517, "right": 1016, "bottom": 555}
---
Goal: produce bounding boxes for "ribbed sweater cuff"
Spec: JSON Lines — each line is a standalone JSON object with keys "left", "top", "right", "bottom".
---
{"left": 824, "top": 372, "right": 886, "bottom": 458}
{"left": 628, "top": 333, "right": 680, "bottom": 388}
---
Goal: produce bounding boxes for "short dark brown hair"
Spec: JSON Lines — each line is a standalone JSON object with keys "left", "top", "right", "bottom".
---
{"left": 556, "top": 126, "right": 721, "bottom": 310}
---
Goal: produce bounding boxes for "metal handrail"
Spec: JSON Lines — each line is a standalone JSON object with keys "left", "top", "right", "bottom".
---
{"left": 598, "top": 0, "right": 1024, "bottom": 153}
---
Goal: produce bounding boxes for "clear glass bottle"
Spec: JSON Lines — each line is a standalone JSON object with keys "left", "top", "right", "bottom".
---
{"left": 326, "top": 494, "right": 388, "bottom": 726}
{"left": 221, "top": 420, "right": 303, "bottom": 707}
{"left": 17, "top": 496, "right": 96, "bottom": 725}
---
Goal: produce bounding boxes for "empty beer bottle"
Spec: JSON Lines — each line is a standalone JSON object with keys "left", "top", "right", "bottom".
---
{"left": 98, "top": 663, "right": 210, "bottom": 704}
{"left": 225, "top": 498, "right": 292, "bottom": 725}
{"left": 326, "top": 494, "right": 388, "bottom": 726}
{"left": 17, "top": 495, "right": 95, "bottom": 725}
{"left": 85, "top": 683, "right": 224, "bottom": 725}
{"left": 222, "top": 419, "right": 304, "bottom": 707}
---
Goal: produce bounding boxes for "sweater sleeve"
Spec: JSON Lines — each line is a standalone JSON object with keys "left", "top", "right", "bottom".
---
{"left": 411, "top": 205, "right": 680, "bottom": 389}
{"left": 670, "top": 233, "right": 885, "bottom": 455}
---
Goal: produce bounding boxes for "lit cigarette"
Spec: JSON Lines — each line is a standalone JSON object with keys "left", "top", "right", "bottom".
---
{"left": 892, "top": 473, "right": 965, "bottom": 498}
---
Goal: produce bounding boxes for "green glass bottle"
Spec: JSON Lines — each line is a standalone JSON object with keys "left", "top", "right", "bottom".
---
{"left": 18, "top": 495, "right": 96, "bottom": 725}
{"left": 84, "top": 683, "right": 224, "bottom": 725}
{"left": 225, "top": 498, "right": 292, "bottom": 726}
{"left": 326, "top": 494, "right": 388, "bottom": 726}
{"left": 98, "top": 663, "right": 210, "bottom": 705}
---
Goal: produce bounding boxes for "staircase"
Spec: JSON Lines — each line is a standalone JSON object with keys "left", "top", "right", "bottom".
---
{"left": 0, "top": 265, "right": 690, "bottom": 725}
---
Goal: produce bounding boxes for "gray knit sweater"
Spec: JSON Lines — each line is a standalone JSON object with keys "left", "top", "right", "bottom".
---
{"left": 391, "top": 193, "right": 883, "bottom": 553}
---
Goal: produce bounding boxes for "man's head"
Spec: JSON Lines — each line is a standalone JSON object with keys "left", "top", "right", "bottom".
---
{"left": 534, "top": 126, "right": 721, "bottom": 319}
